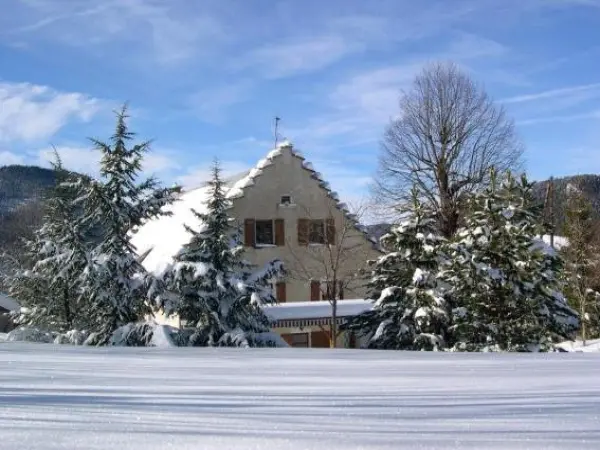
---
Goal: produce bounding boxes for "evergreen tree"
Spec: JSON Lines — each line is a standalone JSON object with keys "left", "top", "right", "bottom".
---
{"left": 346, "top": 188, "right": 449, "bottom": 350}
{"left": 163, "top": 161, "right": 284, "bottom": 347}
{"left": 8, "top": 151, "right": 89, "bottom": 332}
{"left": 445, "top": 170, "right": 578, "bottom": 351}
{"left": 78, "top": 106, "right": 179, "bottom": 345}
{"left": 563, "top": 183, "right": 600, "bottom": 341}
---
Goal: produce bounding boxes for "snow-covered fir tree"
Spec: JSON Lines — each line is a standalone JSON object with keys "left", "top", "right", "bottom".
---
{"left": 78, "top": 106, "right": 179, "bottom": 345}
{"left": 163, "top": 161, "right": 285, "bottom": 347}
{"left": 563, "top": 183, "right": 600, "bottom": 341}
{"left": 444, "top": 170, "right": 578, "bottom": 351}
{"left": 346, "top": 188, "right": 449, "bottom": 350}
{"left": 8, "top": 152, "right": 89, "bottom": 333}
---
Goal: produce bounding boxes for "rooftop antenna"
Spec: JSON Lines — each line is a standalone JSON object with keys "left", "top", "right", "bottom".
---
{"left": 274, "top": 116, "right": 281, "bottom": 147}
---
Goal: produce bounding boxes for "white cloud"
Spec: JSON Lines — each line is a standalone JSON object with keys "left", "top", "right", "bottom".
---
{"left": 36, "top": 146, "right": 100, "bottom": 176}
{"left": 500, "top": 83, "right": 600, "bottom": 104}
{"left": 235, "top": 35, "right": 361, "bottom": 79}
{"left": 36, "top": 144, "right": 180, "bottom": 179}
{"left": 0, "top": 82, "right": 100, "bottom": 143}
{"left": 143, "top": 151, "right": 181, "bottom": 175}
{"left": 446, "top": 32, "right": 508, "bottom": 60}
{"left": 517, "top": 110, "right": 600, "bottom": 126}
{"left": 0, "top": 151, "right": 26, "bottom": 166}
{"left": 177, "top": 161, "right": 250, "bottom": 189}
{"left": 188, "top": 81, "right": 253, "bottom": 123}
{"left": 8, "top": 0, "right": 227, "bottom": 66}
{"left": 331, "top": 64, "right": 422, "bottom": 123}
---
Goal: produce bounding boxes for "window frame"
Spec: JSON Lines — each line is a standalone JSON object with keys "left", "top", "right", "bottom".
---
{"left": 255, "top": 219, "right": 275, "bottom": 246}
{"left": 308, "top": 219, "right": 325, "bottom": 244}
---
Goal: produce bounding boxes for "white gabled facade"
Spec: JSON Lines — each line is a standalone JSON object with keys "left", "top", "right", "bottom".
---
{"left": 133, "top": 141, "right": 381, "bottom": 347}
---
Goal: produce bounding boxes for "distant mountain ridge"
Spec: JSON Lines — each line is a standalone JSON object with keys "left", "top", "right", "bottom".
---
{"left": 365, "top": 174, "right": 600, "bottom": 241}
{"left": 0, "top": 165, "right": 56, "bottom": 216}
{"left": 0, "top": 165, "right": 56, "bottom": 267}
{"left": 1, "top": 165, "right": 600, "bottom": 253}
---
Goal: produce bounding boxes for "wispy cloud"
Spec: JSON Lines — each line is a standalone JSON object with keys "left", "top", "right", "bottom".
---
{"left": 36, "top": 144, "right": 183, "bottom": 179}
{"left": 230, "top": 14, "right": 396, "bottom": 79}
{"left": 36, "top": 145, "right": 100, "bottom": 176}
{"left": 0, "top": 82, "right": 100, "bottom": 143}
{"left": 177, "top": 160, "right": 249, "bottom": 189}
{"left": 0, "top": 150, "right": 26, "bottom": 166}
{"left": 517, "top": 110, "right": 600, "bottom": 126}
{"left": 234, "top": 35, "right": 359, "bottom": 80}
{"left": 188, "top": 81, "right": 254, "bottom": 124}
{"left": 445, "top": 32, "right": 508, "bottom": 60}
{"left": 500, "top": 83, "right": 600, "bottom": 104}
{"left": 7, "top": 0, "right": 227, "bottom": 65}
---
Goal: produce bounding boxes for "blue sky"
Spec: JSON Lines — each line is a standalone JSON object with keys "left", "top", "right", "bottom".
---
{"left": 1, "top": 0, "right": 600, "bottom": 208}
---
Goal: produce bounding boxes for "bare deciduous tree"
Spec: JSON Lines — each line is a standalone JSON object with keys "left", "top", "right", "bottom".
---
{"left": 287, "top": 201, "right": 376, "bottom": 348}
{"left": 375, "top": 61, "right": 523, "bottom": 237}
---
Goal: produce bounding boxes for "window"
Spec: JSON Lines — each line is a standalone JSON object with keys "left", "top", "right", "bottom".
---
{"left": 309, "top": 219, "right": 325, "bottom": 244}
{"left": 298, "top": 218, "right": 335, "bottom": 245}
{"left": 290, "top": 333, "right": 309, "bottom": 348}
{"left": 255, "top": 220, "right": 274, "bottom": 245}
{"left": 280, "top": 195, "right": 292, "bottom": 205}
{"left": 245, "top": 218, "right": 285, "bottom": 247}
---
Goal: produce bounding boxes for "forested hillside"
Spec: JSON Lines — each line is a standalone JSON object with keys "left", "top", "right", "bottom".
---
{"left": 0, "top": 166, "right": 56, "bottom": 261}
{"left": 366, "top": 174, "right": 600, "bottom": 240}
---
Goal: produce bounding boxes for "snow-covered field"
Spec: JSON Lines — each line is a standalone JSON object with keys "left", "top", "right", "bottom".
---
{"left": 1, "top": 344, "right": 599, "bottom": 449}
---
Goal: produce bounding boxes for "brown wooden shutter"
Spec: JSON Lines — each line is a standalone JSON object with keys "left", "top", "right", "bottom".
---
{"left": 298, "top": 218, "right": 309, "bottom": 245}
{"left": 244, "top": 219, "right": 255, "bottom": 247}
{"left": 326, "top": 218, "right": 336, "bottom": 245}
{"left": 275, "top": 219, "right": 285, "bottom": 246}
{"left": 310, "top": 280, "right": 321, "bottom": 301}
{"left": 276, "top": 282, "right": 286, "bottom": 303}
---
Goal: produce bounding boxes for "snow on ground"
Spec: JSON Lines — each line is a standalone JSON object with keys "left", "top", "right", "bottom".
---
{"left": 557, "top": 338, "right": 600, "bottom": 352}
{"left": 1, "top": 344, "right": 599, "bottom": 450}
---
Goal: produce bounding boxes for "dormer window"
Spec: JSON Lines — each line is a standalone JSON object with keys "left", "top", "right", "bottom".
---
{"left": 280, "top": 195, "right": 292, "bottom": 205}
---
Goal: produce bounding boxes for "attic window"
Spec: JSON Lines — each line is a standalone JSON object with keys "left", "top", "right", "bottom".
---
{"left": 280, "top": 195, "right": 292, "bottom": 205}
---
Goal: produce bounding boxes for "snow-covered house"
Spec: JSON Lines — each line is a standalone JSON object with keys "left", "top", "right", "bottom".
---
{"left": 0, "top": 293, "right": 19, "bottom": 333}
{"left": 133, "top": 141, "right": 381, "bottom": 347}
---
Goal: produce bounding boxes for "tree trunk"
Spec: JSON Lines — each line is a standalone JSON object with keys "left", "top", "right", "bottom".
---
{"left": 581, "top": 295, "right": 587, "bottom": 345}
{"left": 437, "top": 166, "right": 457, "bottom": 238}
{"left": 63, "top": 285, "right": 72, "bottom": 331}
{"left": 330, "top": 299, "right": 337, "bottom": 348}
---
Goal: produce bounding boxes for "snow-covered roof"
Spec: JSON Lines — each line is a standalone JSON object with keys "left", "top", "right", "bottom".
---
{"left": 0, "top": 293, "right": 19, "bottom": 312}
{"left": 133, "top": 141, "right": 378, "bottom": 275}
{"left": 263, "top": 299, "right": 372, "bottom": 321}
{"left": 133, "top": 185, "right": 213, "bottom": 276}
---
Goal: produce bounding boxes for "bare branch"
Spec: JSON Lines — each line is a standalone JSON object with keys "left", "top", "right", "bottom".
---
{"left": 374, "top": 61, "right": 523, "bottom": 237}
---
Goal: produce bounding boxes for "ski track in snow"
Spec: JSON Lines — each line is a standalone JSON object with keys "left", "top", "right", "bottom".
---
{"left": 1, "top": 344, "right": 599, "bottom": 449}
